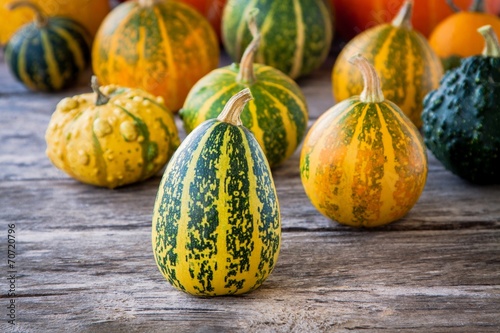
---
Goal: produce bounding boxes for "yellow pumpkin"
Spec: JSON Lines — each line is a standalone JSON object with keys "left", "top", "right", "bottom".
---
{"left": 45, "top": 77, "right": 180, "bottom": 189}
{"left": 0, "top": 0, "right": 110, "bottom": 44}
{"left": 332, "top": 0, "right": 443, "bottom": 128}
{"left": 92, "top": 0, "right": 220, "bottom": 112}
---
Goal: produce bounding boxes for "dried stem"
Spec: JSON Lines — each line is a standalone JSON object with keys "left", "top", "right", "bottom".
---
{"left": 138, "top": 0, "right": 158, "bottom": 8}
{"left": 217, "top": 88, "right": 253, "bottom": 126}
{"left": 236, "top": 9, "right": 260, "bottom": 84}
{"left": 478, "top": 25, "right": 500, "bottom": 58}
{"left": 392, "top": 0, "right": 413, "bottom": 29}
{"left": 469, "top": 0, "right": 486, "bottom": 13}
{"left": 349, "top": 55, "right": 385, "bottom": 103}
{"left": 91, "top": 76, "right": 110, "bottom": 106}
{"left": 445, "top": 0, "right": 462, "bottom": 12}
{"left": 7, "top": 1, "right": 48, "bottom": 27}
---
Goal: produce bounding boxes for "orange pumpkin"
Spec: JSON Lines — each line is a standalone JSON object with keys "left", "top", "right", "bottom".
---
{"left": 0, "top": 0, "right": 110, "bottom": 44}
{"left": 331, "top": 0, "right": 474, "bottom": 40}
{"left": 429, "top": 0, "right": 500, "bottom": 67}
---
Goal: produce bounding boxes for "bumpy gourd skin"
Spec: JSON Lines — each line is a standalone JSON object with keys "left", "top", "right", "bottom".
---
{"left": 422, "top": 56, "right": 500, "bottom": 184}
{"left": 45, "top": 85, "right": 180, "bottom": 189}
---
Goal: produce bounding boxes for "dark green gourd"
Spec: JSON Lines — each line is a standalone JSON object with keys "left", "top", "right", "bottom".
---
{"left": 4, "top": 1, "right": 91, "bottom": 91}
{"left": 422, "top": 25, "right": 500, "bottom": 184}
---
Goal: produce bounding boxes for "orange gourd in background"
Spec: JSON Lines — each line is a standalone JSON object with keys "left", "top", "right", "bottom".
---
{"left": 331, "top": 0, "right": 485, "bottom": 40}
{"left": 429, "top": 0, "right": 500, "bottom": 69}
{"left": 92, "top": 0, "right": 219, "bottom": 112}
{"left": 0, "top": 0, "right": 110, "bottom": 44}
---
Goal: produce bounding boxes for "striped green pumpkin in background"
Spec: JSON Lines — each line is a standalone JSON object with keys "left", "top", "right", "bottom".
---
{"left": 153, "top": 89, "right": 281, "bottom": 296}
{"left": 180, "top": 11, "right": 308, "bottom": 168}
{"left": 331, "top": 0, "right": 443, "bottom": 128}
{"left": 222, "top": 0, "right": 333, "bottom": 79}
{"left": 4, "top": 1, "right": 91, "bottom": 92}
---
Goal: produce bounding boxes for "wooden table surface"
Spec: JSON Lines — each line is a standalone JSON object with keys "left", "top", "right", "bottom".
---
{"left": 1, "top": 51, "right": 499, "bottom": 333}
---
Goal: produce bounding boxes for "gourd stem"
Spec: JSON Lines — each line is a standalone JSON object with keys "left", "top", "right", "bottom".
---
{"left": 7, "top": 1, "right": 48, "bottom": 27}
{"left": 138, "top": 0, "right": 158, "bottom": 7}
{"left": 217, "top": 88, "right": 253, "bottom": 126}
{"left": 392, "top": 0, "right": 413, "bottom": 29}
{"left": 445, "top": 0, "right": 462, "bottom": 12}
{"left": 236, "top": 9, "right": 260, "bottom": 84}
{"left": 469, "top": 0, "right": 485, "bottom": 13}
{"left": 478, "top": 25, "right": 500, "bottom": 57}
{"left": 349, "top": 55, "right": 385, "bottom": 103}
{"left": 91, "top": 76, "right": 110, "bottom": 106}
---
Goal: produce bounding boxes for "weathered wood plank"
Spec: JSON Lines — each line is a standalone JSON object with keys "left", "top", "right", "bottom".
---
{"left": 0, "top": 149, "right": 500, "bottom": 230}
{"left": 1, "top": 227, "right": 498, "bottom": 332}
{"left": 2, "top": 152, "right": 499, "bottom": 232}
{"left": 1, "top": 173, "right": 499, "bottom": 332}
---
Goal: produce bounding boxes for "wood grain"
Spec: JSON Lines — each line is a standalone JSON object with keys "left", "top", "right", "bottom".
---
{"left": 1, "top": 51, "right": 499, "bottom": 333}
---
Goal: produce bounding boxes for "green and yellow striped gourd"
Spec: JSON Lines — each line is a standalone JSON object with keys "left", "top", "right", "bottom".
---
{"left": 332, "top": 0, "right": 443, "bottom": 128}
{"left": 222, "top": 0, "right": 333, "bottom": 79}
{"left": 153, "top": 89, "right": 281, "bottom": 296}
{"left": 92, "top": 0, "right": 219, "bottom": 112}
{"left": 45, "top": 77, "right": 180, "bottom": 189}
{"left": 180, "top": 12, "right": 308, "bottom": 168}
{"left": 301, "top": 55, "right": 428, "bottom": 227}
{"left": 4, "top": 1, "right": 91, "bottom": 91}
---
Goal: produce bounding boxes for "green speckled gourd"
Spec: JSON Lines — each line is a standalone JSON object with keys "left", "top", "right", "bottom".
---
{"left": 222, "top": 0, "right": 332, "bottom": 79}
{"left": 152, "top": 89, "right": 281, "bottom": 296}
{"left": 422, "top": 25, "right": 500, "bottom": 184}
{"left": 4, "top": 1, "right": 91, "bottom": 91}
{"left": 180, "top": 11, "right": 308, "bottom": 168}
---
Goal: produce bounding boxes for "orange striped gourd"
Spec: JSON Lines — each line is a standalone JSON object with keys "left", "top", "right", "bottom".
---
{"left": 302, "top": 55, "right": 427, "bottom": 227}
{"left": 92, "top": 0, "right": 219, "bottom": 112}
{"left": 332, "top": 0, "right": 443, "bottom": 128}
